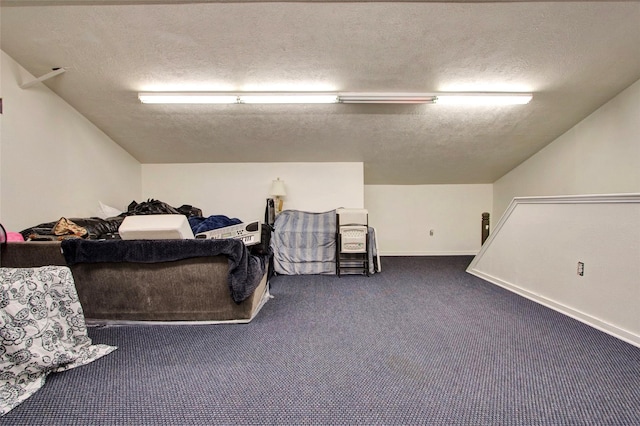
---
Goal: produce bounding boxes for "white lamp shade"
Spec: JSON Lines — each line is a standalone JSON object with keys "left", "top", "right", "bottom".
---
{"left": 270, "top": 179, "right": 287, "bottom": 197}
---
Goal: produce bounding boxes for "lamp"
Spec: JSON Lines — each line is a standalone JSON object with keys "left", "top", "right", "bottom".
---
{"left": 270, "top": 178, "right": 287, "bottom": 214}
{"left": 138, "top": 91, "right": 532, "bottom": 105}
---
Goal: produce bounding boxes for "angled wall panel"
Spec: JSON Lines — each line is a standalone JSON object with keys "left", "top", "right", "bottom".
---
{"left": 467, "top": 194, "right": 640, "bottom": 347}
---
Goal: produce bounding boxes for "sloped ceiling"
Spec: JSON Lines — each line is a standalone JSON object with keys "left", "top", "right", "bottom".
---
{"left": 1, "top": 1, "right": 639, "bottom": 184}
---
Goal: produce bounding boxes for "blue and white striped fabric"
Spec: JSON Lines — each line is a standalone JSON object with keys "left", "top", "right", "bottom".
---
{"left": 271, "top": 210, "right": 337, "bottom": 275}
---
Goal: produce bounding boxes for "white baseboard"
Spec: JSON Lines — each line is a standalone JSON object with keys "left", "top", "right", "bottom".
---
{"left": 467, "top": 268, "right": 640, "bottom": 348}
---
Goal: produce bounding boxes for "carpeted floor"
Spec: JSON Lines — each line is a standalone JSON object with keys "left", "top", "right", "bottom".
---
{"left": 2, "top": 256, "right": 639, "bottom": 425}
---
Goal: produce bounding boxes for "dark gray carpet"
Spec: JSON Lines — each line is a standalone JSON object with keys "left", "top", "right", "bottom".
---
{"left": 3, "top": 256, "right": 639, "bottom": 425}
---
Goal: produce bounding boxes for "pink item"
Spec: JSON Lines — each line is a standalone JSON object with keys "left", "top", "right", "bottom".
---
{"left": 7, "top": 232, "right": 24, "bottom": 242}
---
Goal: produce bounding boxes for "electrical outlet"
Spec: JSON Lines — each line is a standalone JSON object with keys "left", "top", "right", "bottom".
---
{"left": 577, "top": 262, "right": 584, "bottom": 276}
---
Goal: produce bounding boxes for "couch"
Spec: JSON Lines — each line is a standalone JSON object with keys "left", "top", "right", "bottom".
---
{"left": 0, "top": 240, "right": 270, "bottom": 323}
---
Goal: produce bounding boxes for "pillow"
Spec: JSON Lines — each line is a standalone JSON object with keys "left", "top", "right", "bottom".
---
{"left": 6, "top": 232, "right": 24, "bottom": 242}
{"left": 97, "top": 201, "right": 123, "bottom": 219}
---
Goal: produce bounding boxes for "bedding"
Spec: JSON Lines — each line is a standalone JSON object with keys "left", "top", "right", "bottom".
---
{"left": 18, "top": 199, "right": 204, "bottom": 241}
{"left": 20, "top": 212, "right": 244, "bottom": 241}
{"left": 20, "top": 216, "right": 123, "bottom": 241}
{"left": 270, "top": 209, "right": 378, "bottom": 275}
{"left": 189, "top": 215, "right": 242, "bottom": 235}
{"left": 0, "top": 266, "right": 116, "bottom": 416}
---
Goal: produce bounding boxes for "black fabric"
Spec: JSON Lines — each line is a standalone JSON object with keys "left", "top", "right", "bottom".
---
{"left": 60, "top": 239, "right": 269, "bottom": 303}
{"left": 0, "top": 223, "right": 6, "bottom": 245}
{"left": 250, "top": 224, "right": 274, "bottom": 280}
{"left": 120, "top": 199, "right": 203, "bottom": 218}
{"left": 176, "top": 204, "right": 203, "bottom": 217}
{"left": 20, "top": 199, "right": 204, "bottom": 241}
{"left": 20, "top": 217, "right": 123, "bottom": 240}
{"left": 249, "top": 224, "right": 272, "bottom": 256}
{"left": 122, "top": 199, "right": 180, "bottom": 216}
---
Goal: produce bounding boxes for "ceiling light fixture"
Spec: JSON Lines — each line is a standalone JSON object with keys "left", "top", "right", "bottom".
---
{"left": 138, "top": 91, "right": 532, "bottom": 105}
{"left": 338, "top": 93, "right": 437, "bottom": 104}
{"left": 434, "top": 93, "right": 533, "bottom": 105}
{"left": 138, "top": 93, "right": 238, "bottom": 104}
{"left": 138, "top": 92, "right": 338, "bottom": 104}
{"left": 241, "top": 94, "right": 338, "bottom": 104}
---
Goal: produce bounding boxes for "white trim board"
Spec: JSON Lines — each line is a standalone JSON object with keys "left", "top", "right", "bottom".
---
{"left": 467, "top": 193, "right": 640, "bottom": 348}
{"left": 470, "top": 269, "right": 640, "bottom": 348}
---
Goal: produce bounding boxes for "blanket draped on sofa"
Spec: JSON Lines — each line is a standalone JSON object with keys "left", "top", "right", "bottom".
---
{"left": 60, "top": 239, "right": 267, "bottom": 303}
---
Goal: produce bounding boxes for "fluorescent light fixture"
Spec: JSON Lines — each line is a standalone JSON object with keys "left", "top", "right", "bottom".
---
{"left": 138, "top": 92, "right": 237, "bottom": 104}
{"left": 139, "top": 92, "right": 337, "bottom": 104}
{"left": 435, "top": 93, "right": 532, "bottom": 105}
{"left": 240, "top": 94, "right": 338, "bottom": 104}
{"left": 338, "top": 93, "right": 436, "bottom": 104}
{"left": 138, "top": 91, "right": 532, "bottom": 105}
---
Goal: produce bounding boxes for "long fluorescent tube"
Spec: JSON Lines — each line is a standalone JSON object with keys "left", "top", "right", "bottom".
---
{"left": 240, "top": 94, "right": 338, "bottom": 104}
{"left": 435, "top": 93, "right": 532, "bottom": 105}
{"left": 138, "top": 91, "right": 532, "bottom": 105}
{"left": 338, "top": 93, "right": 436, "bottom": 104}
{"left": 139, "top": 92, "right": 238, "bottom": 104}
{"left": 139, "top": 92, "right": 338, "bottom": 104}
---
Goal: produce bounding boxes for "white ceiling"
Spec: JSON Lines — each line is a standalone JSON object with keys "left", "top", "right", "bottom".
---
{"left": 1, "top": 1, "right": 639, "bottom": 184}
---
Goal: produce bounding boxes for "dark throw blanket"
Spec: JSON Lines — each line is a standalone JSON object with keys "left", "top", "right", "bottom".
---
{"left": 60, "top": 239, "right": 268, "bottom": 303}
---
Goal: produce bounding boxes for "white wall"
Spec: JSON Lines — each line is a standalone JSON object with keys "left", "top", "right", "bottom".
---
{"left": 472, "top": 79, "right": 640, "bottom": 347}
{"left": 365, "top": 184, "right": 493, "bottom": 255}
{"left": 493, "top": 78, "right": 640, "bottom": 219}
{"left": 0, "top": 51, "right": 141, "bottom": 232}
{"left": 468, "top": 195, "right": 640, "bottom": 347}
{"left": 0, "top": 96, "right": 3, "bottom": 221}
{"left": 142, "top": 162, "right": 364, "bottom": 221}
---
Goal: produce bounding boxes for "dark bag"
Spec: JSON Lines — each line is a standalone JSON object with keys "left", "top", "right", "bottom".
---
{"left": 123, "top": 199, "right": 203, "bottom": 218}
{"left": 177, "top": 204, "right": 203, "bottom": 217}
{"left": 249, "top": 224, "right": 273, "bottom": 256}
{"left": 124, "top": 199, "right": 180, "bottom": 215}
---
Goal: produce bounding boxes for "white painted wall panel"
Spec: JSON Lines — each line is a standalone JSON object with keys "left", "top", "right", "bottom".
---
{"left": 468, "top": 195, "right": 640, "bottom": 347}
{"left": 493, "top": 79, "right": 640, "bottom": 219}
{"left": 365, "top": 184, "right": 493, "bottom": 255}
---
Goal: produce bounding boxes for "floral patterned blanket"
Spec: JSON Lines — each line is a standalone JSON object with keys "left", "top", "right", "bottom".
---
{"left": 0, "top": 266, "right": 116, "bottom": 416}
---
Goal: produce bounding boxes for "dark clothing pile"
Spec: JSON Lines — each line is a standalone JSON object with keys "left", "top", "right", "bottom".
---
{"left": 19, "top": 199, "right": 241, "bottom": 241}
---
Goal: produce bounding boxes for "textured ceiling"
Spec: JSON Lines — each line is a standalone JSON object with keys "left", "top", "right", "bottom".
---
{"left": 1, "top": 1, "right": 639, "bottom": 184}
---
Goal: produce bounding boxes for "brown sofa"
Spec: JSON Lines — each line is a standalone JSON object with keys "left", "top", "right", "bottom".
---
{"left": 0, "top": 241, "right": 269, "bottom": 323}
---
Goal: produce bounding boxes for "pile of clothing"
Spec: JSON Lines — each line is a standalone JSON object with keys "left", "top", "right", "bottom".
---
{"left": 20, "top": 199, "right": 198, "bottom": 241}
{"left": 19, "top": 199, "right": 242, "bottom": 241}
